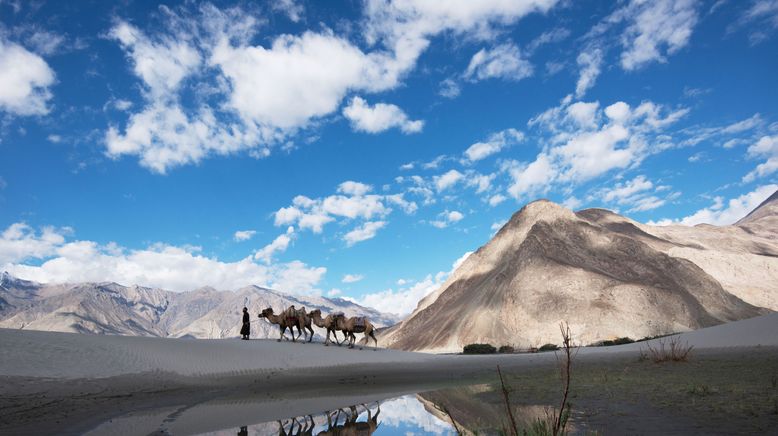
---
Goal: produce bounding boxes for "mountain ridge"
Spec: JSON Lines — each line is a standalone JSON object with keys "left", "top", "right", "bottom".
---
{"left": 0, "top": 275, "right": 397, "bottom": 339}
{"left": 381, "top": 190, "right": 778, "bottom": 353}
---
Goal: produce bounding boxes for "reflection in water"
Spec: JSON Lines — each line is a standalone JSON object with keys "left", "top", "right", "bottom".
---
{"left": 202, "top": 401, "right": 451, "bottom": 436}
{"left": 85, "top": 384, "right": 557, "bottom": 435}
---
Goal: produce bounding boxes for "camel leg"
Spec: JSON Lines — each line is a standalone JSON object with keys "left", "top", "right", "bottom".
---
{"left": 370, "top": 330, "right": 378, "bottom": 350}
{"left": 307, "top": 326, "right": 314, "bottom": 342}
{"left": 278, "top": 326, "right": 284, "bottom": 342}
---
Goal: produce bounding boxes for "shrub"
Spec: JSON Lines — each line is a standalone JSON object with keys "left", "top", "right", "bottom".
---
{"left": 538, "top": 343, "right": 559, "bottom": 352}
{"left": 639, "top": 335, "right": 693, "bottom": 363}
{"left": 463, "top": 343, "right": 497, "bottom": 354}
{"left": 498, "top": 345, "right": 515, "bottom": 354}
{"left": 601, "top": 337, "right": 635, "bottom": 346}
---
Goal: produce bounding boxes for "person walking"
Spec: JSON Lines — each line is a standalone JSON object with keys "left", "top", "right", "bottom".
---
{"left": 240, "top": 307, "right": 250, "bottom": 340}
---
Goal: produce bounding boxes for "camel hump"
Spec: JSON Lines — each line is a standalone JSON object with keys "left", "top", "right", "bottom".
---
{"left": 332, "top": 311, "right": 345, "bottom": 318}
{"left": 354, "top": 316, "right": 366, "bottom": 326}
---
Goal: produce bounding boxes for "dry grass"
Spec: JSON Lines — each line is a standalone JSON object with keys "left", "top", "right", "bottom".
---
{"left": 640, "top": 335, "right": 693, "bottom": 363}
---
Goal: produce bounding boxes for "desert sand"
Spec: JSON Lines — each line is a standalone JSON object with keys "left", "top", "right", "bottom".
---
{"left": 2, "top": 313, "right": 777, "bottom": 434}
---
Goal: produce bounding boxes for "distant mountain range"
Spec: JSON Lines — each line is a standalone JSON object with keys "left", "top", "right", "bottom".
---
{"left": 381, "top": 189, "right": 778, "bottom": 352}
{"left": 0, "top": 274, "right": 397, "bottom": 339}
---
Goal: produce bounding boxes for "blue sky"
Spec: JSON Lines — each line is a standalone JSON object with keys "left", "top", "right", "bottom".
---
{"left": 1, "top": 0, "right": 777, "bottom": 316}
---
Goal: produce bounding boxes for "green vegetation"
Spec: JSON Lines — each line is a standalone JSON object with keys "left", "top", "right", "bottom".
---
{"left": 463, "top": 343, "right": 497, "bottom": 354}
{"left": 499, "top": 345, "right": 515, "bottom": 354}
{"left": 538, "top": 343, "right": 559, "bottom": 352}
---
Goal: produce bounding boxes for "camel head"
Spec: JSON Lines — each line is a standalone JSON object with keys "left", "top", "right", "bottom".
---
{"left": 259, "top": 308, "right": 274, "bottom": 318}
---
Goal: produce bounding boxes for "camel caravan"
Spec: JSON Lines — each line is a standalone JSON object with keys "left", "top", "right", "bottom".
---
{"left": 258, "top": 305, "right": 379, "bottom": 349}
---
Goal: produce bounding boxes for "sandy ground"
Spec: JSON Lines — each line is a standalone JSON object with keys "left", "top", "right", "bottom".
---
{"left": 1, "top": 313, "right": 777, "bottom": 434}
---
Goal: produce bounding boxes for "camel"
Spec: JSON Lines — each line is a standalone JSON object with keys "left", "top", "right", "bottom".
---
{"left": 278, "top": 416, "right": 314, "bottom": 436}
{"left": 292, "top": 306, "right": 315, "bottom": 343}
{"left": 308, "top": 309, "right": 346, "bottom": 346}
{"left": 259, "top": 307, "right": 302, "bottom": 342}
{"left": 316, "top": 404, "right": 380, "bottom": 436}
{"left": 334, "top": 316, "right": 378, "bottom": 349}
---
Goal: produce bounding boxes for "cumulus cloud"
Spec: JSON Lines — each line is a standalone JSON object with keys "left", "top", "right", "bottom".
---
{"left": 271, "top": 0, "right": 304, "bottom": 22}
{"left": 342, "top": 96, "right": 423, "bottom": 134}
{"left": 649, "top": 184, "right": 778, "bottom": 226}
{"left": 463, "top": 128, "right": 524, "bottom": 162}
{"left": 430, "top": 210, "right": 464, "bottom": 228}
{"left": 1, "top": 223, "right": 325, "bottom": 294}
{"left": 463, "top": 42, "right": 533, "bottom": 82}
{"left": 0, "top": 223, "right": 69, "bottom": 264}
{"left": 344, "top": 221, "right": 386, "bottom": 246}
{"left": 743, "top": 135, "right": 778, "bottom": 182}
{"left": 575, "top": 47, "right": 602, "bottom": 97}
{"left": 438, "top": 78, "right": 460, "bottom": 98}
{"left": 342, "top": 273, "right": 364, "bottom": 283}
{"left": 0, "top": 37, "right": 56, "bottom": 116}
{"left": 434, "top": 169, "right": 464, "bottom": 191}
{"left": 254, "top": 226, "right": 294, "bottom": 263}
{"left": 506, "top": 97, "right": 688, "bottom": 200}
{"left": 354, "top": 251, "right": 471, "bottom": 317}
{"left": 233, "top": 230, "right": 256, "bottom": 241}
{"left": 598, "top": 175, "right": 670, "bottom": 212}
{"left": 617, "top": 0, "right": 700, "bottom": 71}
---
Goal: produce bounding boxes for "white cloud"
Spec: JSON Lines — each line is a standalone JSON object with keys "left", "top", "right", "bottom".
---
{"left": 488, "top": 194, "right": 507, "bottom": 206}
{"left": 434, "top": 169, "right": 464, "bottom": 191}
{"left": 602, "top": 175, "right": 653, "bottom": 203}
{"left": 512, "top": 96, "right": 689, "bottom": 199}
{"left": 617, "top": 0, "right": 700, "bottom": 71}
{"left": 1, "top": 223, "right": 325, "bottom": 294}
{"left": 337, "top": 180, "right": 373, "bottom": 196}
{"left": 233, "top": 230, "right": 256, "bottom": 241}
{"left": 344, "top": 221, "right": 386, "bottom": 246}
{"left": 506, "top": 153, "right": 555, "bottom": 199}
{"left": 0, "top": 37, "right": 55, "bottom": 116}
{"left": 463, "top": 128, "right": 524, "bottom": 162}
{"left": 430, "top": 210, "right": 464, "bottom": 228}
{"left": 109, "top": 21, "right": 201, "bottom": 99}
{"left": 342, "top": 96, "right": 423, "bottom": 134}
{"left": 271, "top": 0, "right": 304, "bottom": 22}
{"left": 575, "top": 47, "right": 602, "bottom": 97}
{"left": 650, "top": 184, "right": 778, "bottom": 226}
{"left": 0, "top": 223, "right": 69, "bottom": 264}
{"left": 526, "top": 27, "right": 570, "bottom": 53}
{"left": 743, "top": 135, "right": 778, "bottom": 182}
{"left": 438, "top": 78, "right": 460, "bottom": 98}
{"left": 463, "top": 42, "right": 533, "bottom": 82}
{"left": 732, "top": 0, "right": 778, "bottom": 44}
{"left": 491, "top": 220, "right": 508, "bottom": 231}
{"left": 355, "top": 251, "right": 471, "bottom": 317}
{"left": 254, "top": 226, "right": 294, "bottom": 263}
{"left": 562, "top": 196, "right": 582, "bottom": 210}
{"left": 342, "top": 274, "right": 364, "bottom": 283}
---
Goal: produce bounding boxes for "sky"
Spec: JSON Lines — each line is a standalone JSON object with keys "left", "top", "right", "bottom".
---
{"left": 1, "top": 0, "right": 777, "bottom": 317}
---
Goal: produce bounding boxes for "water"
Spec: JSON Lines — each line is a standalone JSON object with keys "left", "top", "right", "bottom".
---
{"left": 86, "top": 393, "right": 459, "bottom": 436}
{"left": 84, "top": 383, "right": 558, "bottom": 436}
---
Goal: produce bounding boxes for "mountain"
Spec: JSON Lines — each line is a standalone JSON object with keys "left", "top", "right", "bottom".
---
{"left": 0, "top": 274, "right": 396, "bottom": 339}
{"left": 381, "top": 191, "right": 778, "bottom": 353}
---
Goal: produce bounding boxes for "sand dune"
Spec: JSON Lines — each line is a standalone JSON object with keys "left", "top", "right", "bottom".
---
{"left": 2, "top": 314, "right": 777, "bottom": 434}
{"left": 2, "top": 312, "right": 777, "bottom": 381}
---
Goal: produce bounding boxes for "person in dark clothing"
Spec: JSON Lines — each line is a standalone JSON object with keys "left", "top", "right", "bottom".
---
{"left": 240, "top": 307, "right": 250, "bottom": 340}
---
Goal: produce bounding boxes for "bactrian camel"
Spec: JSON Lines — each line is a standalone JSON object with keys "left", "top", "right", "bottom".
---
{"left": 259, "top": 307, "right": 304, "bottom": 342}
{"left": 308, "top": 309, "right": 345, "bottom": 346}
{"left": 335, "top": 315, "right": 378, "bottom": 349}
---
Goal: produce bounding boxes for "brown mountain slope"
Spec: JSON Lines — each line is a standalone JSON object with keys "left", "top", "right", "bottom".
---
{"left": 382, "top": 198, "right": 774, "bottom": 353}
